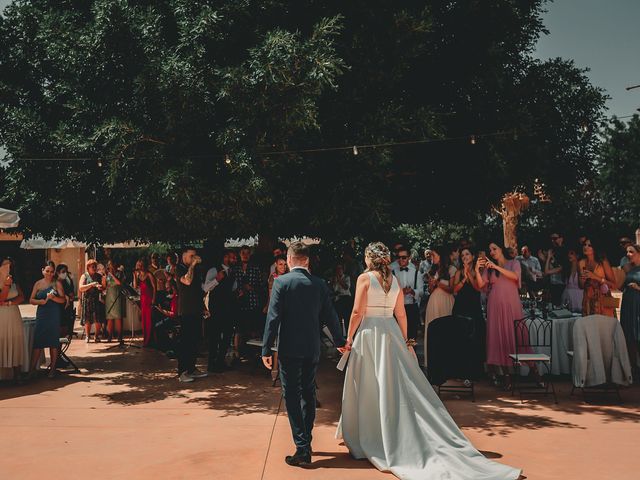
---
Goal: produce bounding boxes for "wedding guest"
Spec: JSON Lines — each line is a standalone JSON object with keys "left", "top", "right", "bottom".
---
{"left": 448, "top": 245, "right": 461, "bottom": 270}
{"left": 266, "top": 255, "right": 288, "bottom": 311}
{"left": 269, "top": 242, "right": 288, "bottom": 274}
{"left": 619, "top": 236, "right": 633, "bottom": 271}
{"left": 342, "top": 247, "right": 363, "bottom": 297}
{"left": 149, "top": 253, "right": 161, "bottom": 273}
{"left": 536, "top": 248, "right": 547, "bottom": 268}
{"left": 0, "top": 258, "right": 26, "bottom": 383}
{"left": 165, "top": 253, "right": 178, "bottom": 276}
{"left": 203, "top": 249, "right": 238, "bottom": 373}
{"left": 29, "top": 263, "right": 65, "bottom": 377}
{"left": 104, "top": 260, "right": 125, "bottom": 343}
{"left": 133, "top": 258, "right": 157, "bottom": 347}
{"left": 620, "top": 244, "right": 640, "bottom": 378}
{"left": 392, "top": 247, "right": 423, "bottom": 342}
{"left": 79, "top": 260, "right": 106, "bottom": 343}
{"left": 232, "top": 246, "right": 265, "bottom": 356}
{"left": 55, "top": 263, "right": 75, "bottom": 335}
{"left": 423, "top": 248, "right": 455, "bottom": 365}
{"left": 516, "top": 245, "right": 543, "bottom": 292}
{"left": 451, "top": 248, "right": 486, "bottom": 381}
{"left": 330, "top": 264, "right": 352, "bottom": 336}
{"left": 545, "top": 245, "right": 565, "bottom": 306}
{"left": 389, "top": 243, "right": 407, "bottom": 271}
{"left": 561, "top": 248, "right": 583, "bottom": 312}
{"left": 176, "top": 246, "right": 207, "bottom": 382}
{"left": 579, "top": 239, "right": 617, "bottom": 317}
{"left": 476, "top": 242, "right": 530, "bottom": 390}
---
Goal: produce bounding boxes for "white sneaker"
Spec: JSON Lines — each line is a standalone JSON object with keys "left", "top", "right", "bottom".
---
{"left": 189, "top": 368, "right": 208, "bottom": 378}
{"left": 178, "top": 372, "right": 194, "bottom": 383}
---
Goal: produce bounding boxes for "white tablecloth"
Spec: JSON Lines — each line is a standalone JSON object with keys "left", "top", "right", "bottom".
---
{"left": 525, "top": 314, "right": 579, "bottom": 375}
{"left": 0, "top": 317, "right": 37, "bottom": 379}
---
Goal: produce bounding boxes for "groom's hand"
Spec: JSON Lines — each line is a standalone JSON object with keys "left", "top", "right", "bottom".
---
{"left": 262, "top": 355, "right": 273, "bottom": 369}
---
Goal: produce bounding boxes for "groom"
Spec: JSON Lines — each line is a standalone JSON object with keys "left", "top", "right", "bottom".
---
{"left": 262, "top": 241, "right": 346, "bottom": 466}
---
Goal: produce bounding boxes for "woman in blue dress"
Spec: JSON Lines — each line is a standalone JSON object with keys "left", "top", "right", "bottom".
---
{"left": 620, "top": 244, "right": 640, "bottom": 379}
{"left": 29, "top": 264, "right": 66, "bottom": 378}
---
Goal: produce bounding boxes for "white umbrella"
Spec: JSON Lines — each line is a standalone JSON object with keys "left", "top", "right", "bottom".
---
{"left": 0, "top": 207, "right": 20, "bottom": 229}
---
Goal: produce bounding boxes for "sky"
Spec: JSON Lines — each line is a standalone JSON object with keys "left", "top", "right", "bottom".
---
{"left": 534, "top": 0, "right": 640, "bottom": 118}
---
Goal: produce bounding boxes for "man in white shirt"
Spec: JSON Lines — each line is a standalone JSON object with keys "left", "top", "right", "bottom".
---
{"left": 516, "top": 245, "right": 543, "bottom": 293}
{"left": 392, "top": 247, "right": 424, "bottom": 341}
{"left": 202, "top": 249, "right": 238, "bottom": 372}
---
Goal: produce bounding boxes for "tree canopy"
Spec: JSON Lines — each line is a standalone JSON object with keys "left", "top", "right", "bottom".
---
{"left": 0, "top": 0, "right": 608, "bottom": 243}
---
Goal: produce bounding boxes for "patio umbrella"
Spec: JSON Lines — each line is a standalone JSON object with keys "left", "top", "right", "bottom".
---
{"left": 0, "top": 207, "right": 20, "bottom": 229}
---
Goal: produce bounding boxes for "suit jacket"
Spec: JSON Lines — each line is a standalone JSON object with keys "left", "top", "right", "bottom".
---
{"left": 572, "top": 314, "right": 633, "bottom": 387}
{"left": 262, "top": 268, "right": 346, "bottom": 360}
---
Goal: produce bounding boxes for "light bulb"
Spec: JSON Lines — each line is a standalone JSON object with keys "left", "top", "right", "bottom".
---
{"left": 352, "top": 146, "right": 359, "bottom": 155}
{"left": 470, "top": 135, "right": 476, "bottom": 145}
{"left": 224, "top": 154, "right": 231, "bottom": 165}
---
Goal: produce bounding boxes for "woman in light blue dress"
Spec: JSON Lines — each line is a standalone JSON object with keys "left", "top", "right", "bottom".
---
{"left": 337, "top": 242, "right": 521, "bottom": 480}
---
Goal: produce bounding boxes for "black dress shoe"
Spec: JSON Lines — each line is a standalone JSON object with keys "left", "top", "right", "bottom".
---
{"left": 285, "top": 451, "right": 311, "bottom": 466}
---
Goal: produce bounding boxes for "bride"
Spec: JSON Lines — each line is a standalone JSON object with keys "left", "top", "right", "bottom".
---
{"left": 336, "top": 242, "right": 521, "bottom": 480}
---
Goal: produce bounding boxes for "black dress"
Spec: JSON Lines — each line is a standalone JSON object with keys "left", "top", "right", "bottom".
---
{"left": 620, "top": 266, "right": 640, "bottom": 375}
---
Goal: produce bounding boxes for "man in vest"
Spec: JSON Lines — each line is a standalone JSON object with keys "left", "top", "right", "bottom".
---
{"left": 203, "top": 249, "right": 238, "bottom": 373}
{"left": 392, "top": 247, "right": 424, "bottom": 341}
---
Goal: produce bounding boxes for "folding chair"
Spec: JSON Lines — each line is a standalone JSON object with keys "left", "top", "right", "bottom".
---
{"left": 58, "top": 330, "right": 80, "bottom": 373}
{"left": 510, "top": 315, "right": 557, "bottom": 403}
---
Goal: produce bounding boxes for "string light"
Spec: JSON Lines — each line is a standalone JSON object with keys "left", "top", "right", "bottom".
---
{"left": 352, "top": 146, "right": 359, "bottom": 155}
{"left": 97, "top": 160, "right": 102, "bottom": 167}
{"left": 224, "top": 154, "right": 231, "bottom": 165}
{"left": 470, "top": 135, "right": 476, "bottom": 145}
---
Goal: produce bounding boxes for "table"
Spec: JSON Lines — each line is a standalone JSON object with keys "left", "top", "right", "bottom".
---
{"left": 0, "top": 317, "right": 37, "bottom": 380}
{"left": 524, "top": 314, "right": 580, "bottom": 375}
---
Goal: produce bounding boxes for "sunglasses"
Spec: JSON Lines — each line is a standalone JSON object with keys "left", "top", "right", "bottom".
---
{"left": 550, "top": 236, "right": 560, "bottom": 240}
{"left": 397, "top": 255, "right": 409, "bottom": 259}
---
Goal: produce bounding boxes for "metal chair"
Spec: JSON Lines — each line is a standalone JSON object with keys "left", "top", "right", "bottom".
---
{"left": 510, "top": 315, "right": 557, "bottom": 403}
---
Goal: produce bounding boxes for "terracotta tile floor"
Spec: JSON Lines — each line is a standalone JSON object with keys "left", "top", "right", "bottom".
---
{"left": 0, "top": 326, "right": 638, "bottom": 480}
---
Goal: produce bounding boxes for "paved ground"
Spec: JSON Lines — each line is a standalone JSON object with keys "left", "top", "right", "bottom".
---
{"left": 1, "top": 315, "right": 639, "bottom": 479}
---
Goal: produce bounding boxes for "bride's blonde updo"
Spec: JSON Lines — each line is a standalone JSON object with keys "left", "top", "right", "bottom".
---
{"left": 365, "top": 242, "right": 392, "bottom": 293}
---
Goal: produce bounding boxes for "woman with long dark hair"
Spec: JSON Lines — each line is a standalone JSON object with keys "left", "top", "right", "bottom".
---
{"left": 451, "top": 248, "right": 486, "bottom": 379}
{"left": 423, "top": 247, "right": 455, "bottom": 363}
{"left": 476, "top": 242, "right": 527, "bottom": 390}
{"left": 133, "top": 258, "right": 157, "bottom": 346}
{"left": 578, "top": 238, "right": 617, "bottom": 317}
{"left": 560, "top": 248, "right": 583, "bottom": 312}
{"left": 29, "top": 263, "right": 66, "bottom": 377}
{"left": 55, "top": 263, "right": 75, "bottom": 335}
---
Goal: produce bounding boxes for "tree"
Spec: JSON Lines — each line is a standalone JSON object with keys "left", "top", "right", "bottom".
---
{"left": 0, "top": 1, "right": 608, "bottom": 243}
{"left": 597, "top": 115, "right": 640, "bottom": 231}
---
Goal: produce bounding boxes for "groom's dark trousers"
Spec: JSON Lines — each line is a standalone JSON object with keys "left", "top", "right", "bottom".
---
{"left": 262, "top": 268, "right": 345, "bottom": 454}
{"left": 279, "top": 356, "right": 319, "bottom": 450}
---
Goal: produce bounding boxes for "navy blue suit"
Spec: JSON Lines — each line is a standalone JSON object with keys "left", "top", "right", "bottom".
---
{"left": 262, "top": 267, "right": 346, "bottom": 452}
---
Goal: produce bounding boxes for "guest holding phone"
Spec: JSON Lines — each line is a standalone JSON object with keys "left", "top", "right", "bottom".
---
{"left": 133, "top": 258, "right": 157, "bottom": 347}
{"left": 79, "top": 259, "right": 106, "bottom": 343}
{"left": 30, "top": 263, "right": 66, "bottom": 377}
{"left": 578, "top": 239, "right": 617, "bottom": 317}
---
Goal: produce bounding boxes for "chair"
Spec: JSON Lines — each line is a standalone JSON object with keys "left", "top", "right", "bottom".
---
{"left": 58, "top": 325, "right": 80, "bottom": 373}
{"left": 568, "top": 314, "right": 632, "bottom": 402}
{"left": 510, "top": 315, "right": 557, "bottom": 403}
{"left": 427, "top": 315, "right": 484, "bottom": 402}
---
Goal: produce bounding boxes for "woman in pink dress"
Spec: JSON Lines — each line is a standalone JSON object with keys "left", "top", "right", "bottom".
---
{"left": 476, "top": 242, "right": 531, "bottom": 390}
{"left": 133, "top": 259, "right": 156, "bottom": 347}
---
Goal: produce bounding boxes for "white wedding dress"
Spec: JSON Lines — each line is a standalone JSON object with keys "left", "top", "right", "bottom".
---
{"left": 337, "top": 272, "right": 521, "bottom": 480}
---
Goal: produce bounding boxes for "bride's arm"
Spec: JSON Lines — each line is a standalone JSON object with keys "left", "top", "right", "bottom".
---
{"left": 346, "top": 273, "right": 370, "bottom": 346}
{"left": 393, "top": 286, "right": 408, "bottom": 341}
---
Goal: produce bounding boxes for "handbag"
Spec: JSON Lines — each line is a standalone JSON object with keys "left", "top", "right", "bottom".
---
{"left": 600, "top": 293, "right": 620, "bottom": 309}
